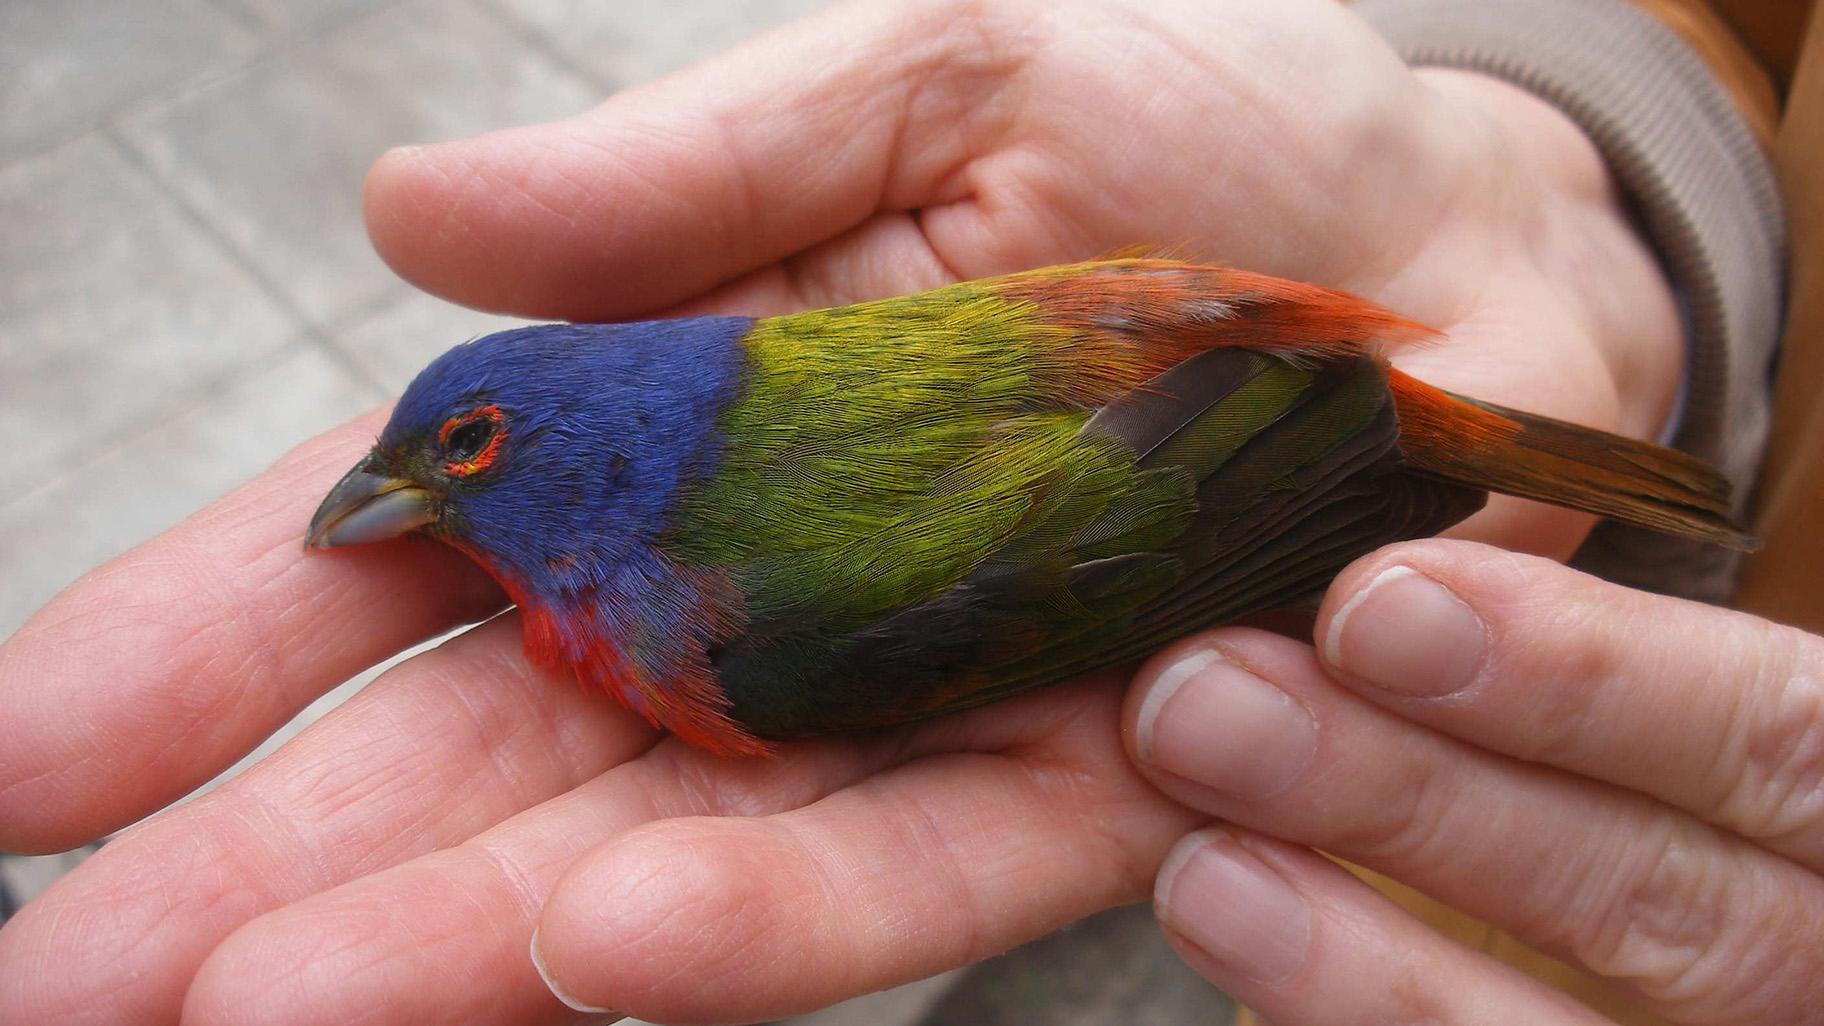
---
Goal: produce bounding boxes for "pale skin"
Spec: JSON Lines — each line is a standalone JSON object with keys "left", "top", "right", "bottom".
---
{"left": 0, "top": 1, "right": 1815, "bottom": 1023}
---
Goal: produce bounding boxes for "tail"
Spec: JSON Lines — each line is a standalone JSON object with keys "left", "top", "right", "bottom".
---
{"left": 1387, "top": 369, "right": 1754, "bottom": 549}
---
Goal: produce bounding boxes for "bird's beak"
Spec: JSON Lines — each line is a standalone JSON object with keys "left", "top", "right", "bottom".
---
{"left": 306, "top": 453, "right": 437, "bottom": 550}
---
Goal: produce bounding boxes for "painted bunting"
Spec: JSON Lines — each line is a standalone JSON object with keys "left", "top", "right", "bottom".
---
{"left": 307, "top": 259, "right": 1745, "bottom": 756}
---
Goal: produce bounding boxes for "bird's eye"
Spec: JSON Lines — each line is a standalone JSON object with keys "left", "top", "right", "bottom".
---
{"left": 445, "top": 419, "right": 493, "bottom": 461}
{"left": 438, "top": 405, "right": 506, "bottom": 477}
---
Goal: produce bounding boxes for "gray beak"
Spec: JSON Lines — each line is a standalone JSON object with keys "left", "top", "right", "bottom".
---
{"left": 305, "top": 453, "right": 438, "bottom": 550}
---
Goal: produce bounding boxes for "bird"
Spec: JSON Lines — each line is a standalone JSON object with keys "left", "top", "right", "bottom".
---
{"left": 307, "top": 258, "right": 1747, "bottom": 757}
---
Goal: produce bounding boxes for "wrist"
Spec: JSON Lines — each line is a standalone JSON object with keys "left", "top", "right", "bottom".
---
{"left": 1416, "top": 67, "right": 1686, "bottom": 440}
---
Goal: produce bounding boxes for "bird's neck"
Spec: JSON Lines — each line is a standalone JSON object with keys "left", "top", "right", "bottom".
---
{"left": 457, "top": 538, "right": 767, "bottom": 756}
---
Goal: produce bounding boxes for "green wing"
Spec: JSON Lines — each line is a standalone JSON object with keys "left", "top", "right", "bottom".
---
{"left": 669, "top": 290, "right": 1482, "bottom": 740}
{"left": 670, "top": 283, "right": 1140, "bottom": 630}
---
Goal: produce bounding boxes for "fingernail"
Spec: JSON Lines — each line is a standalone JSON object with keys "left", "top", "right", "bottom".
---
{"left": 1323, "top": 565, "right": 1485, "bottom": 696}
{"left": 1156, "top": 829, "right": 1310, "bottom": 983}
{"left": 378, "top": 143, "right": 427, "bottom": 162}
{"left": 530, "top": 927, "right": 620, "bottom": 1018}
{"left": 1135, "top": 648, "right": 1315, "bottom": 799}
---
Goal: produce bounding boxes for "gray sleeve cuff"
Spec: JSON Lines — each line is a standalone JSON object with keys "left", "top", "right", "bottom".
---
{"left": 1354, "top": 0, "right": 1785, "bottom": 600}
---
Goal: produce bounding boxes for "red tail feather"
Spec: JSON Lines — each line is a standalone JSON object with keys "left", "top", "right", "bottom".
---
{"left": 1387, "top": 370, "right": 1752, "bottom": 548}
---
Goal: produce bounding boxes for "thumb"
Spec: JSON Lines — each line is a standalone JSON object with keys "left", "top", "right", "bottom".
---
{"left": 363, "top": 0, "right": 1000, "bottom": 320}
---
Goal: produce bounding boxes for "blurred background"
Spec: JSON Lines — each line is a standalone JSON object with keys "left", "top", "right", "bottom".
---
{"left": 0, "top": 2, "right": 1233, "bottom": 1022}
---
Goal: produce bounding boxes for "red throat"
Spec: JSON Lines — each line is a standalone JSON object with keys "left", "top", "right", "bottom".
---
{"left": 455, "top": 545, "right": 774, "bottom": 758}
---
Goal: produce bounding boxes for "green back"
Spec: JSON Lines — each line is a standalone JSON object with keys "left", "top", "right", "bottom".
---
{"left": 671, "top": 285, "right": 1155, "bottom": 628}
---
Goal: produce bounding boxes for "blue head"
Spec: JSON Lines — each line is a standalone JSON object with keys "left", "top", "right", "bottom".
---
{"left": 307, "top": 318, "right": 752, "bottom": 597}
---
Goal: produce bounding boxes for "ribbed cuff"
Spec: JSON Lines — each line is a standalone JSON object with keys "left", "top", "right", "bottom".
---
{"left": 1355, "top": 0, "right": 1785, "bottom": 600}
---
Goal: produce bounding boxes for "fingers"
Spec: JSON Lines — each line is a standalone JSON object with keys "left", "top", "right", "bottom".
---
{"left": 1317, "top": 540, "right": 1824, "bottom": 869}
{"left": 175, "top": 738, "right": 897, "bottom": 1026}
{"left": 531, "top": 677, "right": 1195, "bottom": 1024}
{"left": 0, "top": 616, "right": 649, "bottom": 1026}
{"left": 174, "top": 679, "right": 1191, "bottom": 1026}
{"left": 0, "top": 411, "right": 503, "bottom": 854}
{"left": 364, "top": 0, "right": 1020, "bottom": 320}
{"left": 1124, "top": 629, "right": 1824, "bottom": 1023}
{"left": 1154, "top": 827, "right": 1610, "bottom": 1026}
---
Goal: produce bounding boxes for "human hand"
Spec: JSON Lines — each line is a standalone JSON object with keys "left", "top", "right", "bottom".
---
{"left": 1131, "top": 538, "right": 1824, "bottom": 1025}
{"left": 0, "top": 1, "right": 1687, "bottom": 1023}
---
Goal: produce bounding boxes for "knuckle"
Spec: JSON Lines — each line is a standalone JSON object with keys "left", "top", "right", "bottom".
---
{"left": 1438, "top": 555, "right": 1629, "bottom": 764}
{"left": 1029, "top": 757, "right": 1159, "bottom": 901}
{"left": 1566, "top": 815, "right": 1819, "bottom": 1015}
{"left": 1572, "top": 818, "right": 1724, "bottom": 994}
{"left": 1329, "top": 744, "right": 1459, "bottom": 866}
{"left": 1382, "top": 961, "right": 1464, "bottom": 1026}
{"left": 676, "top": 750, "right": 758, "bottom": 817}
{"left": 1711, "top": 627, "right": 1824, "bottom": 850}
{"left": 1493, "top": 597, "right": 1626, "bottom": 763}
{"left": 559, "top": 822, "right": 814, "bottom": 1015}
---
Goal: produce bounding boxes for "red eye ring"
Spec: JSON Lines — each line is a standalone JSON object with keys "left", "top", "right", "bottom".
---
{"left": 439, "top": 404, "right": 506, "bottom": 477}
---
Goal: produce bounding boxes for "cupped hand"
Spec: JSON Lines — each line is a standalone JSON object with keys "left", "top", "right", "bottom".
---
{"left": 0, "top": 1, "right": 1687, "bottom": 1023}
{"left": 1131, "top": 539, "right": 1824, "bottom": 1025}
